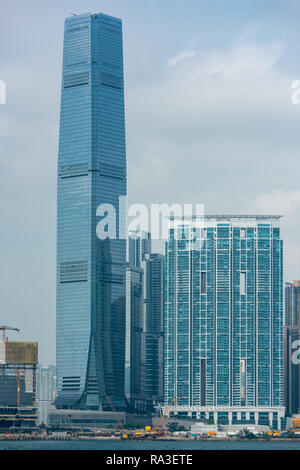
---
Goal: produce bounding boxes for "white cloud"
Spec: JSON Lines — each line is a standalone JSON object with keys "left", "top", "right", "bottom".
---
{"left": 249, "top": 190, "right": 300, "bottom": 281}
{"left": 191, "top": 41, "right": 284, "bottom": 80}
{"left": 167, "top": 50, "right": 196, "bottom": 67}
{"left": 250, "top": 189, "right": 300, "bottom": 215}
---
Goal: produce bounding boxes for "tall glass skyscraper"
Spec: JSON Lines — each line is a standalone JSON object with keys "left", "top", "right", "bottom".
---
{"left": 55, "top": 13, "right": 126, "bottom": 410}
{"left": 165, "top": 215, "right": 285, "bottom": 428}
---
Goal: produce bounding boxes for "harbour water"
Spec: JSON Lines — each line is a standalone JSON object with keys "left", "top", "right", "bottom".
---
{"left": 1, "top": 440, "right": 300, "bottom": 450}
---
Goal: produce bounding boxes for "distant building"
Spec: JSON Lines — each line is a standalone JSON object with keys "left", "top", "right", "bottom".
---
{"left": 125, "top": 233, "right": 165, "bottom": 411}
{"left": 37, "top": 365, "right": 56, "bottom": 425}
{"left": 129, "top": 231, "right": 151, "bottom": 269}
{"left": 48, "top": 408, "right": 152, "bottom": 430}
{"left": 285, "top": 281, "right": 300, "bottom": 326}
{"left": 165, "top": 215, "right": 285, "bottom": 429}
{"left": 284, "top": 281, "right": 300, "bottom": 416}
{"left": 49, "top": 409, "right": 126, "bottom": 430}
{"left": 125, "top": 232, "right": 150, "bottom": 410}
{"left": 125, "top": 263, "right": 145, "bottom": 410}
{"left": 0, "top": 340, "right": 38, "bottom": 429}
{"left": 142, "top": 253, "right": 165, "bottom": 404}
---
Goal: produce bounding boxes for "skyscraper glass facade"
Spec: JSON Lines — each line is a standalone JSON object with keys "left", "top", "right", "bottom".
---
{"left": 125, "top": 233, "right": 150, "bottom": 410}
{"left": 165, "top": 215, "right": 284, "bottom": 427}
{"left": 125, "top": 264, "right": 144, "bottom": 408}
{"left": 55, "top": 12, "right": 126, "bottom": 410}
{"left": 142, "top": 253, "right": 165, "bottom": 403}
{"left": 125, "top": 234, "right": 165, "bottom": 410}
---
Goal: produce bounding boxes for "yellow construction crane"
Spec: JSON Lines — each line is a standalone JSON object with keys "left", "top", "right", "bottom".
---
{"left": 160, "top": 395, "right": 184, "bottom": 432}
{"left": 151, "top": 393, "right": 184, "bottom": 435}
{"left": 152, "top": 393, "right": 183, "bottom": 433}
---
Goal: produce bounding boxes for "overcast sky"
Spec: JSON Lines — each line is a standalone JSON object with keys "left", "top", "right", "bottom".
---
{"left": 1, "top": 0, "right": 300, "bottom": 364}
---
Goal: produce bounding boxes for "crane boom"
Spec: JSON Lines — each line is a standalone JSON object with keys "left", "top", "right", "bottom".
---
{"left": 104, "top": 394, "right": 125, "bottom": 431}
{"left": 0, "top": 326, "right": 20, "bottom": 342}
{"left": 160, "top": 393, "right": 184, "bottom": 430}
{"left": 153, "top": 396, "right": 176, "bottom": 431}
{"left": 153, "top": 393, "right": 184, "bottom": 432}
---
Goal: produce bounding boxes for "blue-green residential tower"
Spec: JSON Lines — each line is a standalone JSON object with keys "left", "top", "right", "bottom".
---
{"left": 55, "top": 13, "right": 127, "bottom": 410}
{"left": 165, "top": 215, "right": 285, "bottom": 428}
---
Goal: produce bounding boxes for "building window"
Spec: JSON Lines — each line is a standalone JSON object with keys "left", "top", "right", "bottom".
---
{"left": 240, "top": 272, "right": 246, "bottom": 295}
{"left": 201, "top": 272, "right": 206, "bottom": 293}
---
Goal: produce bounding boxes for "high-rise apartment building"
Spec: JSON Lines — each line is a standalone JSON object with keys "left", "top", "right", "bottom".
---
{"left": 285, "top": 281, "right": 300, "bottom": 327}
{"left": 284, "top": 281, "right": 300, "bottom": 416}
{"left": 37, "top": 365, "right": 56, "bottom": 425}
{"left": 55, "top": 12, "right": 127, "bottom": 410}
{"left": 165, "top": 215, "right": 285, "bottom": 428}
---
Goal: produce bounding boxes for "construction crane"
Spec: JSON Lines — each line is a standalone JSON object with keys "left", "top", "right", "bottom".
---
{"left": 160, "top": 394, "right": 184, "bottom": 433}
{"left": 104, "top": 393, "right": 130, "bottom": 440}
{"left": 0, "top": 326, "right": 20, "bottom": 342}
{"left": 0, "top": 326, "right": 21, "bottom": 406}
{"left": 152, "top": 393, "right": 183, "bottom": 433}
{"left": 151, "top": 393, "right": 184, "bottom": 436}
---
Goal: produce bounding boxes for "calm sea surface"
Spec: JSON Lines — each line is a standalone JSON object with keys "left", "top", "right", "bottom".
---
{"left": 1, "top": 440, "right": 300, "bottom": 450}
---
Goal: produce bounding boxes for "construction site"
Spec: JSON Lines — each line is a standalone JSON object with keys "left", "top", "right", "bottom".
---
{"left": 47, "top": 392, "right": 184, "bottom": 440}
{"left": 0, "top": 326, "right": 38, "bottom": 430}
{"left": 103, "top": 393, "right": 183, "bottom": 440}
{"left": 0, "top": 327, "right": 299, "bottom": 440}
